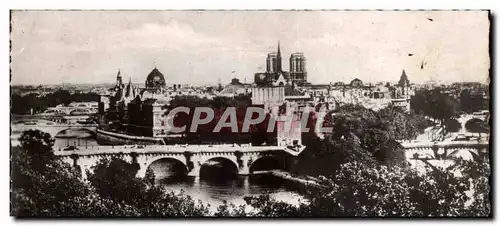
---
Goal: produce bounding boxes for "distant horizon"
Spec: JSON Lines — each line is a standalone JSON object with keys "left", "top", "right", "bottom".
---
{"left": 10, "top": 78, "right": 490, "bottom": 87}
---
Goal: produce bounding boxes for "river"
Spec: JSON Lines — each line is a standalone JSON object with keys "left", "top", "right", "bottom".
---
{"left": 159, "top": 175, "right": 306, "bottom": 211}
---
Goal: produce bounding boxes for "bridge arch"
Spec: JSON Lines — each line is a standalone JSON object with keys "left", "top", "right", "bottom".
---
{"left": 55, "top": 128, "right": 96, "bottom": 138}
{"left": 146, "top": 157, "right": 189, "bottom": 181}
{"left": 199, "top": 156, "right": 239, "bottom": 179}
{"left": 249, "top": 155, "right": 288, "bottom": 174}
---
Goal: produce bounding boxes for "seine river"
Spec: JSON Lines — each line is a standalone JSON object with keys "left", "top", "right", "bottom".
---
{"left": 159, "top": 175, "right": 306, "bottom": 211}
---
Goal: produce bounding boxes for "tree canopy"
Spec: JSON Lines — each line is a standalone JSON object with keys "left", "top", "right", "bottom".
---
{"left": 459, "top": 88, "right": 489, "bottom": 113}
{"left": 410, "top": 88, "right": 460, "bottom": 123}
{"left": 11, "top": 130, "right": 210, "bottom": 217}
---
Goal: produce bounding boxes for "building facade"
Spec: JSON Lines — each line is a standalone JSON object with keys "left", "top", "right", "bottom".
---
{"left": 325, "top": 70, "right": 414, "bottom": 112}
{"left": 99, "top": 68, "right": 169, "bottom": 138}
{"left": 289, "top": 53, "right": 307, "bottom": 84}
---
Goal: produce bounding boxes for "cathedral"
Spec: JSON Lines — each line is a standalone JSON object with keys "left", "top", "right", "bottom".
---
{"left": 254, "top": 42, "right": 308, "bottom": 87}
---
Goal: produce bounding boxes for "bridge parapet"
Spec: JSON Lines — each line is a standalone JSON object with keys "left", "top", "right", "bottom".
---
{"left": 54, "top": 144, "right": 300, "bottom": 179}
{"left": 401, "top": 140, "right": 489, "bottom": 164}
{"left": 54, "top": 144, "right": 290, "bottom": 156}
{"left": 11, "top": 122, "right": 98, "bottom": 138}
{"left": 400, "top": 140, "right": 489, "bottom": 149}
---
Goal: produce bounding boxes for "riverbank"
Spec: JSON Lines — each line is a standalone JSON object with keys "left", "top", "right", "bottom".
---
{"left": 253, "top": 170, "right": 326, "bottom": 188}
{"left": 96, "top": 129, "right": 165, "bottom": 145}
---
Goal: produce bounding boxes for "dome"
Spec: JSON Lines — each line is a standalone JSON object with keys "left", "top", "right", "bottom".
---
{"left": 145, "top": 67, "right": 166, "bottom": 89}
{"left": 350, "top": 78, "right": 363, "bottom": 87}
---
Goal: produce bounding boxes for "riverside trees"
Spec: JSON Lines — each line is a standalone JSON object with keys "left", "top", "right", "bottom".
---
{"left": 231, "top": 104, "right": 490, "bottom": 217}
{"left": 236, "top": 158, "right": 490, "bottom": 217}
{"left": 410, "top": 88, "right": 461, "bottom": 125}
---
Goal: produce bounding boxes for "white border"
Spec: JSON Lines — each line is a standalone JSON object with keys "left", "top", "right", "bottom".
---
{"left": 1, "top": 0, "right": 499, "bottom": 226}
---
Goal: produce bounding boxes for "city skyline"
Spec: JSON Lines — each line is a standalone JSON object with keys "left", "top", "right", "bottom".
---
{"left": 11, "top": 10, "right": 490, "bottom": 85}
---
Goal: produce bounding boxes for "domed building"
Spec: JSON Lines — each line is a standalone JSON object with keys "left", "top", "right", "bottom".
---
{"left": 350, "top": 78, "right": 364, "bottom": 87}
{"left": 145, "top": 67, "right": 167, "bottom": 91}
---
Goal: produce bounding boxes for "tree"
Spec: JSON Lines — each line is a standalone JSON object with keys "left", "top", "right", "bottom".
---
{"left": 11, "top": 130, "right": 99, "bottom": 217}
{"left": 459, "top": 89, "right": 488, "bottom": 113}
{"left": 11, "top": 129, "right": 210, "bottom": 217}
{"left": 86, "top": 157, "right": 210, "bottom": 217}
{"left": 214, "top": 201, "right": 248, "bottom": 217}
{"left": 86, "top": 157, "right": 143, "bottom": 205}
{"left": 377, "top": 105, "right": 431, "bottom": 140}
{"left": 411, "top": 88, "right": 460, "bottom": 124}
{"left": 292, "top": 104, "right": 411, "bottom": 178}
{"left": 242, "top": 159, "right": 490, "bottom": 217}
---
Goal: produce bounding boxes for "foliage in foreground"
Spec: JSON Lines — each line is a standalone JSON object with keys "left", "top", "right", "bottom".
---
{"left": 219, "top": 159, "right": 490, "bottom": 217}
{"left": 11, "top": 130, "right": 209, "bottom": 217}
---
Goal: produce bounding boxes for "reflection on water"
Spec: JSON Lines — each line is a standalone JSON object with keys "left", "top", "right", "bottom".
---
{"left": 159, "top": 174, "right": 306, "bottom": 210}
{"left": 151, "top": 159, "right": 305, "bottom": 211}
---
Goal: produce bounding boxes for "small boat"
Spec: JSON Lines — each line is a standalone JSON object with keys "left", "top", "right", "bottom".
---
{"left": 23, "top": 121, "right": 37, "bottom": 125}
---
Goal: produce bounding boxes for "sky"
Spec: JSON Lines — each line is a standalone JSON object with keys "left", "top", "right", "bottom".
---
{"left": 10, "top": 10, "right": 490, "bottom": 85}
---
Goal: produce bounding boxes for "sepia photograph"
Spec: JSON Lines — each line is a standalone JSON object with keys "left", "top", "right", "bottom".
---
{"left": 9, "top": 9, "right": 491, "bottom": 218}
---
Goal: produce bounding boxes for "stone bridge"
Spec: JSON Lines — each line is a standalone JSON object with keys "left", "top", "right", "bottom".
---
{"left": 401, "top": 140, "right": 489, "bottom": 171}
{"left": 54, "top": 144, "right": 305, "bottom": 179}
{"left": 52, "top": 140, "right": 489, "bottom": 179}
{"left": 456, "top": 113, "right": 489, "bottom": 134}
{"left": 401, "top": 140, "right": 489, "bottom": 160}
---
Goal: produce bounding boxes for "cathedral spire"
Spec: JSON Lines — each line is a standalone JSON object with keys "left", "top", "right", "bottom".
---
{"left": 277, "top": 41, "right": 281, "bottom": 58}
{"left": 277, "top": 41, "right": 282, "bottom": 72}
{"left": 125, "top": 77, "right": 134, "bottom": 98}
{"left": 116, "top": 69, "right": 123, "bottom": 88}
